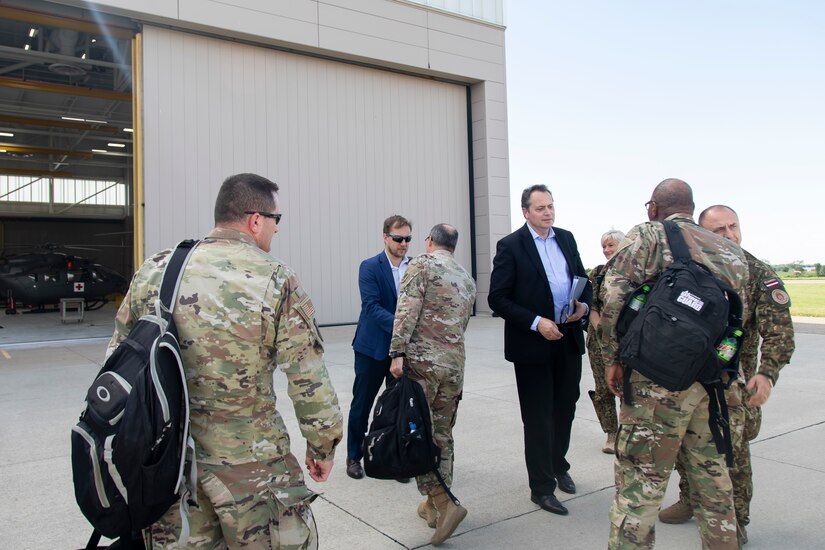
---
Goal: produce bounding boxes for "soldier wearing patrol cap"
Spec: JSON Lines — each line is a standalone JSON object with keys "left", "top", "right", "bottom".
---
{"left": 108, "top": 173, "right": 343, "bottom": 549}
{"left": 659, "top": 204, "right": 795, "bottom": 545}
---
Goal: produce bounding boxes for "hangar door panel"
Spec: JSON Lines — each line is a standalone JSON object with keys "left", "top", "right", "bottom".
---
{"left": 141, "top": 26, "right": 470, "bottom": 324}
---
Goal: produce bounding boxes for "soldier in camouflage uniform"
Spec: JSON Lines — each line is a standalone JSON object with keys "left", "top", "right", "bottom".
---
{"left": 387, "top": 223, "right": 476, "bottom": 547}
{"left": 586, "top": 229, "right": 624, "bottom": 454}
{"left": 598, "top": 179, "right": 748, "bottom": 549}
{"left": 660, "top": 205, "right": 795, "bottom": 544}
{"left": 108, "top": 173, "right": 343, "bottom": 549}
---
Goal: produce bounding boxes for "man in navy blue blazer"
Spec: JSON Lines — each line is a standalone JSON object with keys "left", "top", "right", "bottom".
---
{"left": 346, "top": 215, "right": 413, "bottom": 480}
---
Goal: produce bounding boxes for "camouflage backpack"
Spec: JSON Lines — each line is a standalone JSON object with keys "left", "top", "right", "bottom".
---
{"left": 71, "top": 240, "right": 198, "bottom": 549}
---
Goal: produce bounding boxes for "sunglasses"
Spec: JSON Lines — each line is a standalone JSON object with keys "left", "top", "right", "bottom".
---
{"left": 245, "top": 211, "right": 282, "bottom": 225}
{"left": 387, "top": 234, "right": 412, "bottom": 243}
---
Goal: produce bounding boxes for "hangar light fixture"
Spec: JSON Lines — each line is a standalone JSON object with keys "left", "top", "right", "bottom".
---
{"left": 107, "top": 143, "right": 126, "bottom": 148}
{"left": 123, "top": 128, "right": 133, "bottom": 133}
{"left": 91, "top": 149, "right": 107, "bottom": 153}
{"left": 29, "top": 28, "right": 37, "bottom": 38}
{"left": 0, "top": 132, "right": 13, "bottom": 137}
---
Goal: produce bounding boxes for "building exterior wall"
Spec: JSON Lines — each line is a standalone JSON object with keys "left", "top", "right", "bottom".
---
{"left": 49, "top": 0, "right": 509, "bottom": 317}
{"left": 142, "top": 26, "right": 471, "bottom": 324}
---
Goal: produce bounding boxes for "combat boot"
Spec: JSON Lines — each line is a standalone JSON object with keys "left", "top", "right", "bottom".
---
{"left": 430, "top": 488, "right": 467, "bottom": 546}
{"left": 602, "top": 432, "right": 616, "bottom": 454}
{"left": 658, "top": 500, "right": 693, "bottom": 524}
{"left": 417, "top": 495, "right": 437, "bottom": 528}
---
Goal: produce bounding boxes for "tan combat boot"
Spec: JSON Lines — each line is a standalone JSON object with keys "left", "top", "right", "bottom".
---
{"left": 658, "top": 500, "right": 693, "bottom": 524}
{"left": 417, "top": 495, "right": 437, "bottom": 528}
{"left": 602, "top": 433, "right": 616, "bottom": 454}
{"left": 430, "top": 488, "right": 467, "bottom": 546}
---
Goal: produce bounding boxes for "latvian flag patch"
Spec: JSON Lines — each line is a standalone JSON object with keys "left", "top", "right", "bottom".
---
{"left": 764, "top": 278, "right": 782, "bottom": 289}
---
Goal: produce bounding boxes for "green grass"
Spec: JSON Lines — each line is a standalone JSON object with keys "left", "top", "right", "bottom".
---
{"left": 784, "top": 280, "right": 825, "bottom": 317}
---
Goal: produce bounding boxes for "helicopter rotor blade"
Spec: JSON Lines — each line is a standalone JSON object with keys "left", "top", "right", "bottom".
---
{"left": 93, "top": 231, "right": 134, "bottom": 237}
{"left": 62, "top": 245, "right": 101, "bottom": 252}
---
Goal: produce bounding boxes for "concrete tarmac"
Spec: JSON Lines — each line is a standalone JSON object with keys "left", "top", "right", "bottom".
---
{"left": 0, "top": 311, "right": 822, "bottom": 549}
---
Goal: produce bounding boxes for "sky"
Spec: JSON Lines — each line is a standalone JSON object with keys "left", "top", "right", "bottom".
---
{"left": 504, "top": 1, "right": 824, "bottom": 269}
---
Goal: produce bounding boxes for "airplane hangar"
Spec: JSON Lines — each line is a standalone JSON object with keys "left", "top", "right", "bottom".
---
{"left": 0, "top": 0, "right": 509, "bottom": 335}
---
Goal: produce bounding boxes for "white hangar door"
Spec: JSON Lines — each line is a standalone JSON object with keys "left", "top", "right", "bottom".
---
{"left": 140, "top": 26, "right": 471, "bottom": 325}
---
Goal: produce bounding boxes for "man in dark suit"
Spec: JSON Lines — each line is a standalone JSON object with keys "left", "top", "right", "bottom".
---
{"left": 488, "top": 185, "right": 592, "bottom": 515}
{"left": 346, "top": 215, "right": 413, "bottom": 481}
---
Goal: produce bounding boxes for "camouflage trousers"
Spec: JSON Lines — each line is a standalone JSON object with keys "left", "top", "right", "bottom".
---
{"left": 145, "top": 454, "right": 318, "bottom": 549}
{"left": 406, "top": 358, "right": 463, "bottom": 496}
{"left": 586, "top": 331, "right": 619, "bottom": 434}
{"left": 676, "top": 382, "right": 753, "bottom": 527}
{"left": 608, "top": 371, "right": 738, "bottom": 550}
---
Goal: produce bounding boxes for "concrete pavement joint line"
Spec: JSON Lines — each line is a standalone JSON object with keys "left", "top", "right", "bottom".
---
{"left": 405, "top": 484, "right": 618, "bottom": 549}
{"left": 316, "top": 494, "right": 409, "bottom": 549}
{"left": 0, "top": 336, "right": 110, "bottom": 350}
{"left": 747, "top": 455, "right": 825, "bottom": 474}
{"left": 66, "top": 346, "right": 105, "bottom": 366}
{"left": 751, "top": 419, "right": 825, "bottom": 445}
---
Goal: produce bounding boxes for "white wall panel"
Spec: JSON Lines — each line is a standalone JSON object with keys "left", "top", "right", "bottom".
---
{"left": 142, "top": 26, "right": 471, "bottom": 324}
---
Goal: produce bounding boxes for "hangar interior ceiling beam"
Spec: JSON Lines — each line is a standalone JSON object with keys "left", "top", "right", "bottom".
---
{"left": 0, "top": 2, "right": 134, "bottom": 184}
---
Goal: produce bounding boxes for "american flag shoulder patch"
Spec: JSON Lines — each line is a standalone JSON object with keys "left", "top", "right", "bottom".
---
{"left": 297, "top": 297, "right": 315, "bottom": 320}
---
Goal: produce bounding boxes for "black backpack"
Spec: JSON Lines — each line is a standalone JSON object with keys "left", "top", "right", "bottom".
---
{"left": 617, "top": 221, "right": 743, "bottom": 465}
{"left": 71, "top": 240, "right": 198, "bottom": 549}
{"left": 362, "top": 374, "right": 460, "bottom": 503}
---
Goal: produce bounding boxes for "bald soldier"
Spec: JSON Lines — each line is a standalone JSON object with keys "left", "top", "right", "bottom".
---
{"left": 109, "top": 173, "right": 343, "bottom": 549}
{"left": 598, "top": 179, "right": 748, "bottom": 549}
{"left": 659, "top": 204, "right": 795, "bottom": 544}
{"left": 388, "top": 223, "right": 476, "bottom": 547}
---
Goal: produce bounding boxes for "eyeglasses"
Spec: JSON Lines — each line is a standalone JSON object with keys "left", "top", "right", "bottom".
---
{"left": 245, "top": 211, "right": 282, "bottom": 225}
{"left": 387, "top": 234, "right": 412, "bottom": 243}
{"left": 644, "top": 200, "right": 656, "bottom": 209}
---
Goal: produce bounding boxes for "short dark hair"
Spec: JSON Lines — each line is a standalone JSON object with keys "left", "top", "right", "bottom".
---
{"left": 521, "top": 185, "right": 552, "bottom": 210}
{"left": 214, "top": 173, "right": 279, "bottom": 225}
{"left": 383, "top": 215, "right": 412, "bottom": 234}
{"left": 428, "top": 223, "right": 458, "bottom": 252}
{"left": 698, "top": 204, "right": 738, "bottom": 226}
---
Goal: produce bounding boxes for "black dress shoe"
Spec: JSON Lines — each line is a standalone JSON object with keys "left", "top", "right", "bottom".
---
{"left": 531, "top": 492, "right": 568, "bottom": 515}
{"left": 346, "top": 458, "right": 364, "bottom": 479}
{"left": 396, "top": 477, "right": 411, "bottom": 483}
{"left": 556, "top": 472, "right": 576, "bottom": 494}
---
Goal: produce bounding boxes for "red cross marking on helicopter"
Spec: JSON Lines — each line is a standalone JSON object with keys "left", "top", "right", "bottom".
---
{"left": 74, "top": 283, "right": 85, "bottom": 292}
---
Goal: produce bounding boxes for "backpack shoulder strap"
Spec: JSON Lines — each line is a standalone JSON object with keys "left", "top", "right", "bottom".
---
{"left": 158, "top": 239, "right": 199, "bottom": 316}
{"left": 662, "top": 220, "right": 691, "bottom": 263}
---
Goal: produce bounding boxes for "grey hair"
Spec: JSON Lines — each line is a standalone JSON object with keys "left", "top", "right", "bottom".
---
{"left": 428, "top": 223, "right": 458, "bottom": 252}
{"left": 601, "top": 229, "right": 625, "bottom": 246}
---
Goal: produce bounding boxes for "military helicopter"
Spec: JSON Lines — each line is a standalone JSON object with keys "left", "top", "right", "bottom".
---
{"left": 0, "top": 243, "right": 127, "bottom": 313}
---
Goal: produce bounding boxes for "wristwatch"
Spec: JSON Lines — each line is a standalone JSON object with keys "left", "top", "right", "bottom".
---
{"left": 389, "top": 351, "right": 406, "bottom": 359}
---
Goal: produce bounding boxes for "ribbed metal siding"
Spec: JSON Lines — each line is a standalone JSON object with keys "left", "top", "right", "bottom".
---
{"left": 141, "top": 26, "right": 470, "bottom": 324}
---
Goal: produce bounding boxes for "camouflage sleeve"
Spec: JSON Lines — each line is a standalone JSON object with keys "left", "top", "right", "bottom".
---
{"left": 105, "top": 286, "right": 137, "bottom": 359}
{"left": 105, "top": 257, "right": 161, "bottom": 360}
{"left": 275, "top": 271, "right": 343, "bottom": 461}
{"left": 754, "top": 270, "right": 795, "bottom": 384}
{"left": 597, "top": 224, "right": 660, "bottom": 365}
{"left": 389, "top": 256, "right": 427, "bottom": 355}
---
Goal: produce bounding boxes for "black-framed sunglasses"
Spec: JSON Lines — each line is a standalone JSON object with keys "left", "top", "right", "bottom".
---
{"left": 245, "top": 211, "right": 282, "bottom": 225}
{"left": 387, "top": 234, "right": 412, "bottom": 243}
{"left": 644, "top": 200, "right": 655, "bottom": 209}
